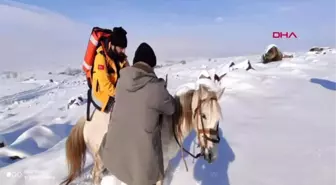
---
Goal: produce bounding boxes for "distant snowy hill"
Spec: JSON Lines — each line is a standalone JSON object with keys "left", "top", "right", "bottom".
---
{"left": 0, "top": 48, "right": 335, "bottom": 185}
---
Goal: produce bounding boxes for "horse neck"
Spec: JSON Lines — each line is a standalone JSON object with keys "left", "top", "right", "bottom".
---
{"left": 177, "top": 119, "right": 193, "bottom": 141}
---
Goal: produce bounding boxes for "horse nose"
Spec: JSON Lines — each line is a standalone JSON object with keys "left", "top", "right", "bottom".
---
{"left": 204, "top": 149, "right": 214, "bottom": 163}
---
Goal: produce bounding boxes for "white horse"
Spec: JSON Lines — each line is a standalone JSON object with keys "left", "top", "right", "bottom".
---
{"left": 61, "top": 74, "right": 225, "bottom": 185}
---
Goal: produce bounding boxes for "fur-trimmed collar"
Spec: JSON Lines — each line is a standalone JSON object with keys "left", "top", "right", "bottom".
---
{"left": 132, "top": 62, "right": 155, "bottom": 74}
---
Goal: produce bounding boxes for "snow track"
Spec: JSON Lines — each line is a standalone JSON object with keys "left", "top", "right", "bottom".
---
{"left": 0, "top": 83, "right": 61, "bottom": 106}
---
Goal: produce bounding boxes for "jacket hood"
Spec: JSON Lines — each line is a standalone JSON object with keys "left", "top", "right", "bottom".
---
{"left": 119, "top": 62, "right": 157, "bottom": 92}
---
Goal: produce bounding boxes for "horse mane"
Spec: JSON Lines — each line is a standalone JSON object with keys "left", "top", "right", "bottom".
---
{"left": 173, "top": 89, "right": 194, "bottom": 139}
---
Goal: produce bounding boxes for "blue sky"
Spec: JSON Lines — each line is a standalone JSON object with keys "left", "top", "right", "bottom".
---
{"left": 0, "top": 0, "right": 335, "bottom": 70}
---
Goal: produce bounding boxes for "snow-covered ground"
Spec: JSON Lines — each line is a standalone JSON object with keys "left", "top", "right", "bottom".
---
{"left": 0, "top": 48, "right": 335, "bottom": 185}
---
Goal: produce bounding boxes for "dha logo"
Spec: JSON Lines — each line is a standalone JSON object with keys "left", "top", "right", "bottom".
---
{"left": 272, "top": 32, "right": 298, "bottom": 39}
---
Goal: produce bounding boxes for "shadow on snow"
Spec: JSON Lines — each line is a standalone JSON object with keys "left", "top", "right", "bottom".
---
{"left": 165, "top": 126, "right": 235, "bottom": 185}
{"left": 310, "top": 78, "right": 336, "bottom": 91}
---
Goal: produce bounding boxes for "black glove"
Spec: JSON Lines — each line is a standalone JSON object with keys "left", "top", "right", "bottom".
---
{"left": 158, "top": 75, "right": 168, "bottom": 88}
{"left": 164, "top": 74, "right": 168, "bottom": 88}
{"left": 158, "top": 78, "right": 167, "bottom": 88}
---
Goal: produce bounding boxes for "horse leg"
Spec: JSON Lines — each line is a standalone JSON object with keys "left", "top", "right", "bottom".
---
{"left": 155, "top": 164, "right": 171, "bottom": 185}
{"left": 92, "top": 151, "right": 105, "bottom": 185}
{"left": 86, "top": 140, "right": 104, "bottom": 185}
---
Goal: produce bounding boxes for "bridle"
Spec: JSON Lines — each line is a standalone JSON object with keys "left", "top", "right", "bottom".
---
{"left": 194, "top": 94, "right": 221, "bottom": 151}
{"left": 172, "top": 86, "right": 220, "bottom": 170}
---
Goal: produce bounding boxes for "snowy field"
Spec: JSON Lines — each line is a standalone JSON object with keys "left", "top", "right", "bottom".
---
{"left": 0, "top": 48, "right": 335, "bottom": 185}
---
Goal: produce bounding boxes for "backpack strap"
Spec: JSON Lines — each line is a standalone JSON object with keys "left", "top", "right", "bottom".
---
{"left": 86, "top": 89, "right": 92, "bottom": 121}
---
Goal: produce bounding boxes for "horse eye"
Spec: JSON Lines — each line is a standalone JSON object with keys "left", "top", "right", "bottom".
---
{"left": 201, "top": 114, "right": 207, "bottom": 120}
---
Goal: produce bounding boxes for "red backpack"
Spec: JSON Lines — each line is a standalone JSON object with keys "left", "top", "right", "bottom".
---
{"left": 82, "top": 27, "right": 113, "bottom": 88}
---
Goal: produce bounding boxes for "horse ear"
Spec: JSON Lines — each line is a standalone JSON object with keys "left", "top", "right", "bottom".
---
{"left": 214, "top": 73, "right": 226, "bottom": 83}
{"left": 214, "top": 74, "right": 220, "bottom": 82}
{"left": 199, "top": 74, "right": 211, "bottom": 80}
{"left": 216, "top": 87, "right": 225, "bottom": 100}
{"left": 199, "top": 70, "right": 212, "bottom": 80}
{"left": 218, "top": 73, "right": 226, "bottom": 81}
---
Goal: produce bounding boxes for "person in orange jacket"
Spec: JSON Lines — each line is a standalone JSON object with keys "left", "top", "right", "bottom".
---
{"left": 90, "top": 27, "right": 129, "bottom": 113}
{"left": 84, "top": 28, "right": 129, "bottom": 179}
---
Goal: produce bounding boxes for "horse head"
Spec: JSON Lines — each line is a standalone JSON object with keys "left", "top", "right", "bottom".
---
{"left": 190, "top": 75, "right": 224, "bottom": 163}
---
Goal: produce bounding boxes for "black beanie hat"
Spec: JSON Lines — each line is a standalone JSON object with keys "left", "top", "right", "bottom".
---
{"left": 133, "top": 42, "right": 157, "bottom": 67}
{"left": 110, "top": 27, "right": 127, "bottom": 48}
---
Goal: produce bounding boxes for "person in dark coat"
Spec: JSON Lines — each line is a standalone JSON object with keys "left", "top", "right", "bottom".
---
{"left": 99, "top": 42, "right": 176, "bottom": 185}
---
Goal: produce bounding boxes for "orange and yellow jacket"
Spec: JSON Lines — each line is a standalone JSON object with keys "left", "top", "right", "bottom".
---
{"left": 91, "top": 46, "right": 129, "bottom": 112}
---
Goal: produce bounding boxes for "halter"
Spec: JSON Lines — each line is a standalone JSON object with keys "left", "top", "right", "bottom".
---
{"left": 172, "top": 86, "right": 220, "bottom": 171}
{"left": 194, "top": 93, "right": 221, "bottom": 147}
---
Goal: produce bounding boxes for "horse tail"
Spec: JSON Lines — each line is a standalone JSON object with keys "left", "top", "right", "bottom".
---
{"left": 61, "top": 116, "right": 87, "bottom": 185}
